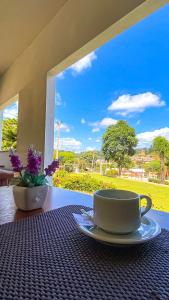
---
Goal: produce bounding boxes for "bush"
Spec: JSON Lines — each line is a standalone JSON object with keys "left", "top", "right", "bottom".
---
{"left": 64, "top": 164, "right": 74, "bottom": 172}
{"left": 148, "top": 178, "right": 169, "bottom": 185}
{"left": 148, "top": 178, "right": 160, "bottom": 184}
{"left": 53, "top": 170, "right": 68, "bottom": 186}
{"left": 53, "top": 171, "right": 115, "bottom": 193}
{"left": 106, "top": 169, "right": 118, "bottom": 177}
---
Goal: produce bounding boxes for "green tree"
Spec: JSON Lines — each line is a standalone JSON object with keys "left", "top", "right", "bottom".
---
{"left": 152, "top": 136, "right": 169, "bottom": 182}
{"left": 165, "top": 159, "right": 169, "bottom": 179}
{"left": 79, "top": 151, "right": 100, "bottom": 171}
{"left": 58, "top": 151, "right": 76, "bottom": 165}
{"left": 55, "top": 151, "right": 77, "bottom": 172}
{"left": 102, "top": 120, "right": 138, "bottom": 175}
{"left": 2, "top": 118, "right": 18, "bottom": 150}
{"left": 144, "top": 160, "right": 160, "bottom": 176}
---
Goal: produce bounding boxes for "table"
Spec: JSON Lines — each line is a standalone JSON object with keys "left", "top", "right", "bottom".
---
{"left": 0, "top": 186, "right": 168, "bottom": 229}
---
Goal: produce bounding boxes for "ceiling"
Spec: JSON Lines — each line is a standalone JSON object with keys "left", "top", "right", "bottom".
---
{"left": 0, "top": 0, "right": 67, "bottom": 76}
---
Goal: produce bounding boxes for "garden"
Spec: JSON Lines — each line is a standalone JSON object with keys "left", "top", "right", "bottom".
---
{"left": 53, "top": 170, "right": 169, "bottom": 213}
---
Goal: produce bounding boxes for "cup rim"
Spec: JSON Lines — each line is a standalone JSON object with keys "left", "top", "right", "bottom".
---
{"left": 94, "top": 189, "right": 139, "bottom": 201}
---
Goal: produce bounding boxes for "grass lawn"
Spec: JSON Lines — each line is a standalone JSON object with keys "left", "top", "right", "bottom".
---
{"left": 90, "top": 174, "right": 169, "bottom": 213}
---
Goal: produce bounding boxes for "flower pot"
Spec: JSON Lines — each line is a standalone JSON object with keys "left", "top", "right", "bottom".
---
{"left": 13, "top": 185, "right": 48, "bottom": 211}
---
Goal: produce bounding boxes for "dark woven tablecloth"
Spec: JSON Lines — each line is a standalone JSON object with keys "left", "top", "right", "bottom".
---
{"left": 0, "top": 205, "right": 169, "bottom": 300}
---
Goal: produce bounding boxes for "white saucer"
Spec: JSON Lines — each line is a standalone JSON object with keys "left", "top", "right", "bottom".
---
{"left": 73, "top": 210, "right": 161, "bottom": 246}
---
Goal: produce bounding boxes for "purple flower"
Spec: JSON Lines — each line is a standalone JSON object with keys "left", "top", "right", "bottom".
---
{"left": 9, "top": 151, "right": 23, "bottom": 172}
{"left": 26, "top": 147, "right": 42, "bottom": 175}
{"left": 45, "top": 160, "right": 59, "bottom": 176}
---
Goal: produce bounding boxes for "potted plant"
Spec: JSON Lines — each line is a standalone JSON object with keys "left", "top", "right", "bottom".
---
{"left": 9, "top": 146, "right": 59, "bottom": 211}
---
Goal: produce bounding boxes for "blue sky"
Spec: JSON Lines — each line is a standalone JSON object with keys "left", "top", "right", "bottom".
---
{"left": 54, "top": 4, "right": 169, "bottom": 152}
{"left": 4, "top": 4, "right": 169, "bottom": 153}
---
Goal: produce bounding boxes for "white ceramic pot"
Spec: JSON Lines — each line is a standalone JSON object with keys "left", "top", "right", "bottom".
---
{"left": 13, "top": 185, "right": 48, "bottom": 211}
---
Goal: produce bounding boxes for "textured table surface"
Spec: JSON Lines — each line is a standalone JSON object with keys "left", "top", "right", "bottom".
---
{"left": 0, "top": 205, "right": 169, "bottom": 300}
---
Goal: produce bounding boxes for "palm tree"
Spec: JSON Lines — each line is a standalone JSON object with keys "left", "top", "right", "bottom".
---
{"left": 152, "top": 136, "right": 169, "bottom": 182}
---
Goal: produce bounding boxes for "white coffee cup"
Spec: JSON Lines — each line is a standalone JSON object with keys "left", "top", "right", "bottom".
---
{"left": 93, "top": 189, "right": 152, "bottom": 234}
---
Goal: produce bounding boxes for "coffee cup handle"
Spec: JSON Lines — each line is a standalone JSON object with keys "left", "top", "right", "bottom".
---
{"left": 140, "top": 195, "right": 152, "bottom": 217}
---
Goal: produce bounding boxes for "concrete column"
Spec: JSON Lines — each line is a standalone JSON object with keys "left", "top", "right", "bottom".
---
{"left": 44, "top": 75, "right": 55, "bottom": 167}
{"left": 17, "top": 74, "right": 55, "bottom": 167}
{"left": 0, "top": 110, "right": 3, "bottom": 150}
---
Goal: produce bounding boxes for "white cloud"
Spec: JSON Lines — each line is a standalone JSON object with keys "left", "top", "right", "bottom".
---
{"left": 70, "top": 52, "right": 97, "bottom": 74}
{"left": 55, "top": 92, "right": 65, "bottom": 106}
{"left": 108, "top": 92, "right": 165, "bottom": 116}
{"left": 56, "top": 52, "right": 97, "bottom": 78}
{"left": 137, "top": 127, "right": 169, "bottom": 148}
{"left": 3, "top": 102, "right": 18, "bottom": 119}
{"left": 81, "top": 118, "right": 86, "bottom": 124}
{"left": 90, "top": 117, "right": 117, "bottom": 133}
{"left": 92, "top": 128, "right": 100, "bottom": 133}
{"left": 54, "top": 121, "right": 71, "bottom": 132}
{"left": 88, "top": 137, "right": 92, "bottom": 141}
{"left": 86, "top": 147, "right": 96, "bottom": 151}
{"left": 96, "top": 139, "right": 101, "bottom": 143}
{"left": 99, "top": 118, "right": 117, "bottom": 127}
{"left": 57, "top": 72, "right": 64, "bottom": 79}
{"left": 60, "top": 123, "right": 71, "bottom": 132}
{"left": 58, "top": 137, "right": 82, "bottom": 152}
{"left": 55, "top": 93, "right": 62, "bottom": 105}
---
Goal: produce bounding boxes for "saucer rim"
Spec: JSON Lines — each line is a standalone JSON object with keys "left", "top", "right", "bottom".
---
{"left": 76, "top": 213, "right": 161, "bottom": 245}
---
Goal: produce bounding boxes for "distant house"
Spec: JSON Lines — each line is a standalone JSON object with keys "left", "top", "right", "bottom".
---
{"left": 121, "top": 168, "right": 145, "bottom": 179}
{"left": 132, "top": 150, "right": 158, "bottom": 165}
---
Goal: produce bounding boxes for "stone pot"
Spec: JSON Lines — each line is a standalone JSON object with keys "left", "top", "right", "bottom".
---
{"left": 13, "top": 185, "right": 48, "bottom": 211}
